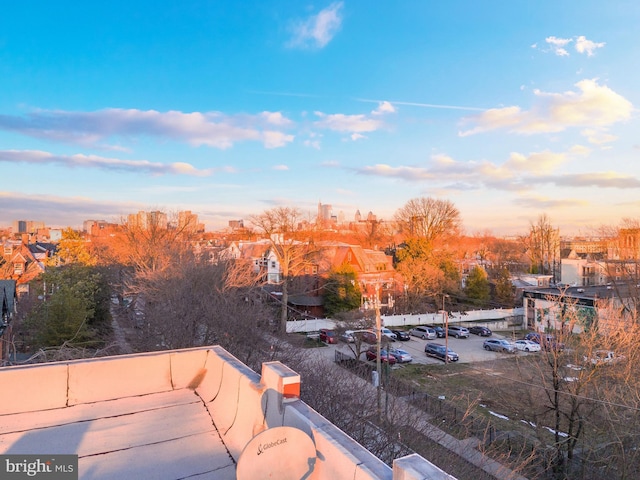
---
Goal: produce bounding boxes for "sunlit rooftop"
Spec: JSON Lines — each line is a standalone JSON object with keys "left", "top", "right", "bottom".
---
{"left": 0, "top": 345, "right": 454, "bottom": 479}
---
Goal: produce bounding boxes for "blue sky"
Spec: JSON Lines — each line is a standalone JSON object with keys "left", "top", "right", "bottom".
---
{"left": 1, "top": 1, "right": 638, "bottom": 235}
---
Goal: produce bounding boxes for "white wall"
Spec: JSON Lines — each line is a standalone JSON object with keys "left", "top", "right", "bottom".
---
{"left": 287, "top": 308, "right": 525, "bottom": 333}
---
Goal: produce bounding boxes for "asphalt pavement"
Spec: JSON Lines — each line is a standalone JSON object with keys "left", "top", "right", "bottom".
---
{"left": 318, "top": 331, "right": 530, "bottom": 365}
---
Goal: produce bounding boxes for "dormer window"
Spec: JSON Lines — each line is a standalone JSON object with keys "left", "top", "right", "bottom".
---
{"left": 13, "top": 262, "right": 24, "bottom": 275}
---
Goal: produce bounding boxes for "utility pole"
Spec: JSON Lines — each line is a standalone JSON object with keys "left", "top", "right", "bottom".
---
{"left": 443, "top": 294, "right": 449, "bottom": 364}
{"left": 375, "top": 283, "right": 382, "bottom": 419}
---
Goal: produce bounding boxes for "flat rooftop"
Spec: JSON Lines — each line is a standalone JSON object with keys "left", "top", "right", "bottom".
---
{"left": 0, "top": 346, "right": 453, "bottom": 480}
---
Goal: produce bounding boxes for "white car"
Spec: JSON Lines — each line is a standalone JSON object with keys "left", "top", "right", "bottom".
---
{"left": 514, "top": 340, "right": 541, "bottom": 352}
{"left": 584, "top": 350, "right": 625, "bottom": 365}
{"left": 381, "top": 328, "right": 397, "bottom": 341}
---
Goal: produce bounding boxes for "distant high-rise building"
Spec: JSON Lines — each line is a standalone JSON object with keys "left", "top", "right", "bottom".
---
{"left": 317, "top": 202, "right": 332, "bottom": 222}
{"left": 12, "top": 220, "right": 44, "bottom": 234}
{"left": 178, "top": 210, "right": 199, "bottom": 233}
{"left": 83, "top": 220, "right": 106, "bottom": 233}
{"left": 127, "top": 211, "right": 168, "bottom": 230}
{"left": 229, "top": 220, "right": 244, "bottom": 229}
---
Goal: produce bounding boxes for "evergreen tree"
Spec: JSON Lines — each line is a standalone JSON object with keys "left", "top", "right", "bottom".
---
{"left": 25, "top": 265, "right": 111, "bottom": 348}
{"left": 465, "top": 266, "right": 490, "bottom": 306}
{"left": 494, "top": 268, "right": 515, "bottom": 307}
{"left": 323, "top": 263, "right": 362, "bottom": 316}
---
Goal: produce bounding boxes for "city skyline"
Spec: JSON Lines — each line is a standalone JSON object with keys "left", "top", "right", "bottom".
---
{"left": 1, "top": 2, "right": 638, "bottom": 236}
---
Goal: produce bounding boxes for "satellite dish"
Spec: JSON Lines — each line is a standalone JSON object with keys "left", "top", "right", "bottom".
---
{"left": 236, "top": 426, "right": 317, "bottom": 480}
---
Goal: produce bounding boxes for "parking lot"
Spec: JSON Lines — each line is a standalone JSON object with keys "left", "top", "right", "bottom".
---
{"left": 320, "top": 331, "right": 530, "bottom": 365}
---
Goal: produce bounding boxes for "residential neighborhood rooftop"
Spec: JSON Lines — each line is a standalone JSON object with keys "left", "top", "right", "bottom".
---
{"left": 0, "top": 345, "right": 453, "bottom": 480}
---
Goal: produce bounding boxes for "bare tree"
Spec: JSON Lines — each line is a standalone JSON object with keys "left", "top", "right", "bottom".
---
{"left": 393, "top": 197, "right": 462, "bottom": 244}
{"left": 523, "top": 214, "right": 560, "bottom": 278}
{"left": 250, "top": 207, "right": 318, "bottom": 333}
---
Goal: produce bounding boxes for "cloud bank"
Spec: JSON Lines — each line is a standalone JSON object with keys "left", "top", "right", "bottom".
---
{"left": 459, "top": 79, "right": 633, "bottom": 136}
{"left": 0, "top": 150, "right": 216, "bottom": 176}
{"left": 0, "top": 109, "right": 295, "bottom": 149}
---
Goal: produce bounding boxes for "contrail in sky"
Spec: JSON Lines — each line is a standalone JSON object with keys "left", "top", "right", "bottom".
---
{"left": 356, "top": 97, "right": 486, "bottom": 111}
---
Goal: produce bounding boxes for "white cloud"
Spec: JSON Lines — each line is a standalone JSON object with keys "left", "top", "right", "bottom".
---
{"left": 535, "top": 35, "right": 605, "bottom": 57}
{"left": 303, "top": 139, "right": 321, "bottom": 149}
{"left": 459, "top": 79, "right": 633, "bottom": 136}
{"left": 575, "top": 36, "right": 605, "bottom": 56}
{"left": 0, "top": 108, "right": 295, "bottom": 149}
{"left": 272, "top": 164, "right": 289, "bottom": 171}
{"left": 581, "top": 128, "right": 618, "bottom": 145}
{"left": 350, "top": 133, "right": 366, "bottom": 141}
{"left": 545, "top": 36, "right": 572, "bottom": 56}
{"left": 0, "top": 149, "right": 215, "bottom": 176}
{"left": 372, "top": 101, "right": 396, "bottom": 115}
{"left": 350, "top": 146, "right": 637, "bottom": 193}
{"left": 262, "top": 131, "right": 295, "bottom": 148}
{"left": 504, "top": 151, "right": 567, "bottom": 175}
{"left": 259, "top": 111, "right": 293, "bottom": 127}
{"left": 568, "top": 144, "right": 591, "bottom": 156}
{"left": 314, "top": 111, "right": 383, "bottom": 133}
{"left": 288, "top": 2, "right": 344, "bottom": 49}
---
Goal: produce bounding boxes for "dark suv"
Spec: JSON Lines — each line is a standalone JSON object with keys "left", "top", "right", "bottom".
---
{"left": 425, "top": 343, "right": 459, "bottom": 362}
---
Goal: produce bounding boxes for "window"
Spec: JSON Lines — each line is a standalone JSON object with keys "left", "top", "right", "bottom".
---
{"left": 13, "top": 262, "right": 24, "bottom": 275}
{"left": 271, "top": 261, "right": 276, "bottom": 268}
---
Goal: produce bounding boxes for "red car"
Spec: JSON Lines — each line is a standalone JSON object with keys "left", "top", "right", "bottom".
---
{"left": 319, "top": 328, "right": 337, "bottom": 344}
{"left": 365, "top": 347, "right": 397, "bottom": 364}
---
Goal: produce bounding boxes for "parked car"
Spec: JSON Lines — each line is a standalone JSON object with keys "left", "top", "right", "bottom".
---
{"left": 524, "top": 332, "right": 565, "bottom": 351}
{"left": 381, "top": 328, "right": 397, "bottom": 341}
{"left": 584, "top": 350, "right": 626, "bottom": 366}
{"left": 360, "top": 330, "right": 377, "bottom": 344}
{"left": 365, "top": 347, "right": 397, "bottom": 364}
{"left": 391, "top": 329, "right": 411, "bottom": 341}
{"left": 319, "top": 328, "right": 337, "bottom": 344}
{"left": 424, "top": 343, "right": 459, "bottom": 362}
{"left": 339, "top": 330, "right": 355, "bottom": 343}
{"left": 524, "top": 332, "right": 544, "bottom": 343}
{"left": 469, "top": 326, "right": 492, "bottom": 337}
{"left": 483, "top": 338, "right": 516, "bottom": 353}
{"left": 409, "top": 326, "right": 437, "bottom": 340}
{"left": 514, "top": 340, "right": 541, "bottom": 352}
{"left": 447, "top": 326, "right": 470, "bottom": 338}
{"left": 388, "top": 347, "right": 413, "bottom": 363}
{"left": 426, "top": 325, "right": 446, "bottom": 338}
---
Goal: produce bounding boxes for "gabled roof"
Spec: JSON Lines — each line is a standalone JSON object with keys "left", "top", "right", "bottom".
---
{"left": 316, "top": 242, "right": 394, "bottom": 275}
{"left": 28, "top": 242, "right": 56, "bottom": 260}
{"left": 0, "top": 241, "right": 45, "bottom": 283}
